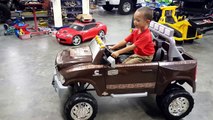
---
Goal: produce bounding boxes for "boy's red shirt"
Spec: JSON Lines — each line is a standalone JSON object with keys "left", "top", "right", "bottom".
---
{"left": 125, "top": 28, "right": 155, "bottom": 56}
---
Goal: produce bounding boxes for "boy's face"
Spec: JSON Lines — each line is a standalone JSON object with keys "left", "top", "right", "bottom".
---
{"left": 133, "top": 11, "right": 150, "bottom": 29}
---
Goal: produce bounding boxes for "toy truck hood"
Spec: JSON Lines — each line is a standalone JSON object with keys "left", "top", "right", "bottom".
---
{"left": 55, "top": 46, "right": 92, "bottom": 70}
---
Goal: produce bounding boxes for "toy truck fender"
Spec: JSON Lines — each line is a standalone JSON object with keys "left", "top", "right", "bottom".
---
{"left": 155, "top": 60, "right": 197, "bottom": 95}
{"left": 149, "top": 21, "right": 197, "bottom": 95}
{"left": 60, "top": 65, "right": 107, "bottom": 96}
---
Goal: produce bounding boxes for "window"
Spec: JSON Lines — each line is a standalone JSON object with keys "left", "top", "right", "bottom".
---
{"left": 83, "top": 24, "right": 96, "bottom": 30}
{"left": 70, "top": 24, "right": 83, "bottom": 31}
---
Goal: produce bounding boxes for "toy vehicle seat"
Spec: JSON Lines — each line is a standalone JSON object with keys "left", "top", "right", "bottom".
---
{"left": 152, "top": 39, "right": 166, "bottom": 61}
{"left": 117, "top": 53, "right": 131, "bottom": 63}
{"left": 149, "top": 21, "right": 184, "bottom": 61}
{"left": 160, "top": 6, "right": 178, "bottom": 24}
{"left": 165, "top": 10, "right": 175, "bottom": 24}
{"left": 14, "top": 23, "right": 29, "bottom": 29}
{"left": 115, "top": 36, "right": 168, "bottom": 63}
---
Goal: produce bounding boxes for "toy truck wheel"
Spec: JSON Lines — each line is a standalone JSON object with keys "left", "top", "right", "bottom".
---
{"left": 3, "top": 24, "right": 9, "bottom": 30}
{"left": 165, "top": 84, "right": 185, "bottom": 93}
{"left": 118, "top": 0, "right": 133, "bottom": 15}
{"left": 185, "top": 40, "right": 194, "bottom": 44}
{"left": 4, "top": 32, "right": 7, "bottom": 36}
{"left": 156, "top": 84, "right": 184, "bottom": 109}
{"left": 102, "top": 5, "right": 114, "bottom": 11}
{"left": 153, "top": 8, "right": 162, "bottom": 22}
{"left": 64, "top": 93, "right": 98, "bottom": 120}
{"left": 176, "top": 41, "right": 183, "bottom": 45}
{"left": 156, "top": 94, "right": 164, "bottom": 109}
{"left": 72, "top": 35, "right": 82, "bottom": 46}
{"left": 161, "top": 90, "right": 194, "bottom": 120}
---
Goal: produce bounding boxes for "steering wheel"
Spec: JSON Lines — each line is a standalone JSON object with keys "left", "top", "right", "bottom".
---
{"left": 105, "top": 46, "right": 121, "bottom": 63}
{"left": 104, "top": 46, "right": 112, "bottom": 57}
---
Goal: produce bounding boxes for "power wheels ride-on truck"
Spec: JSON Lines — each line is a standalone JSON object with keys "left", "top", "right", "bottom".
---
{"left": 95, "top": 0, "right": 145, "bottom": 15}
{"left": 52, "top": 21, "right": 197, "bottom": 120}
{"left": 95, "top": 0, "right": 177, "bottom": 15}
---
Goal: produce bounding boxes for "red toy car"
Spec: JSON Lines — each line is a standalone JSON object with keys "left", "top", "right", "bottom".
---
{"left": 56, "top": 20, "right": 107, "bottom": 46}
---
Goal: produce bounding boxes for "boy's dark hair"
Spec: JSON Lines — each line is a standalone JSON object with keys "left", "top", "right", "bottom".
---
{"left": 136, "top": 7, "right": 153, "bottom": 20}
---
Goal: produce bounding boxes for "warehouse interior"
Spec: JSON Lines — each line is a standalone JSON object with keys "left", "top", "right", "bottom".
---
{"left": 0, "top": 0, "right": 213, "bottom": 120}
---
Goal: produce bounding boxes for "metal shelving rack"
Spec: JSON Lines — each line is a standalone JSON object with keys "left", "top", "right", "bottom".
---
{"left": 61, "top": 0, "right": 82, "bottom": 22}
{"left": 48, "top": 0, "right": 82, "bottom": 26}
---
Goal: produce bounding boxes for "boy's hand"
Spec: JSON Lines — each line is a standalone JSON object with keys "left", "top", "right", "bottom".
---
{"left": 108, "top": 46, "right": 114, "bottom": 50}
{"left": 111, "top": 51, "right": 119, "bottom": 58}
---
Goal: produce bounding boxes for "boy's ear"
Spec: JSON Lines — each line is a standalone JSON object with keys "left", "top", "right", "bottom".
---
{"left": 146, "top": 19, "right": 151, "bottom": 23}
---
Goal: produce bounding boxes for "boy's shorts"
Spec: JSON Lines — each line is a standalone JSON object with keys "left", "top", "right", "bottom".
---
{"left": 123, "top": 54, "right": 153, "bottom": 64}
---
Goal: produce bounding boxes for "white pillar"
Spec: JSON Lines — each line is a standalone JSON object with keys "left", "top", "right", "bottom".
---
{"left": 82, "top": 0, "right": 90, "bottom": 14}
{"left": 51, "top": 0, "right": 63, "bottom": 27}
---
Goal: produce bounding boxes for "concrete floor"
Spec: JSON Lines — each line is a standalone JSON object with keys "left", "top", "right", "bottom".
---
{"left": 0, "top": 8, "right": 213, "bottom": 120}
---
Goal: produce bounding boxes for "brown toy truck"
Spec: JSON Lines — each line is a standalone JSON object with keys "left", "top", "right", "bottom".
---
{"left": 52, "top": 21, "right": 197, "bottom": 120}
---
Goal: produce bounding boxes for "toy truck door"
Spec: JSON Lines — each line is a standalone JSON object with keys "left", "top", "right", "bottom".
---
{"left": 105, "top": 62, "right": 158, "bottom": 94}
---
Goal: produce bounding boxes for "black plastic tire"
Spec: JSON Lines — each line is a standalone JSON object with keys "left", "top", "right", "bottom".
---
{"left": 72, "top": 35, "right": 82, "bottom": 46}
{"left": 156, "top": 84, "right": 184, "bottom": 109}
{"left": 176, "top": 41, "right": 184, "bottom": 45}
{"left": 156, "top": 94, "right": 164, "bottom": 109}
{"left": 102, "top": 5, "right": 114, "bottom": 11}
{"left": 153, "top": 8, "right": 162, "bottom": 22}
{"left": 3, "top": 24, "right": 9, "bottom": 30}
{"left": 4, "top": 32, "right": 7, "bottom": 36}
{"left": 185, "top": 40, "right": 194, "bottom": 44}
{"left": 118, "top": 0, "right": 133, "bottom": 15}
{"left": 165, "top": 84, "right": 185, "bottom": 94}
{"left": 64, "top": 93, "right": 98, "bottom": 120}
{"left": 0, "top": 3, "right": 11, "bottom": 23}
{"left": 98, "top": 30, "right": 105, "bottom": 40}
{"left": 161, "top": 90, "right": 194, "bottom": 120}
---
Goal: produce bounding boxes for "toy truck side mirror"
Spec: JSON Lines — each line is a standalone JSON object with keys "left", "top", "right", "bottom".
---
{"left": 107, "top": 56, "right": 115, "bottom": 68}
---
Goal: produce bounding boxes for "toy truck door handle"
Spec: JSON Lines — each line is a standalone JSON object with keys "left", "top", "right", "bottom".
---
{"left": 142, "top": 69, "right": 153, "bottom": 72}
{"left": 107, "top": 69, "right": 118, "bottom": 76}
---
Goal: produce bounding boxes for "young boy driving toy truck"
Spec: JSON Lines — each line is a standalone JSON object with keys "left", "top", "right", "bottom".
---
{"left": 110, "top": 7, "right": 155, "bottom": 64}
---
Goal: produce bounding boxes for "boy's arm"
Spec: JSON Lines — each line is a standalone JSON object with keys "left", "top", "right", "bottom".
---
{"left": 110, "top": 40, "right": 127, "bottom": 50}
{"left": 111, "top": 44, "right": 136, "bottom": 58}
